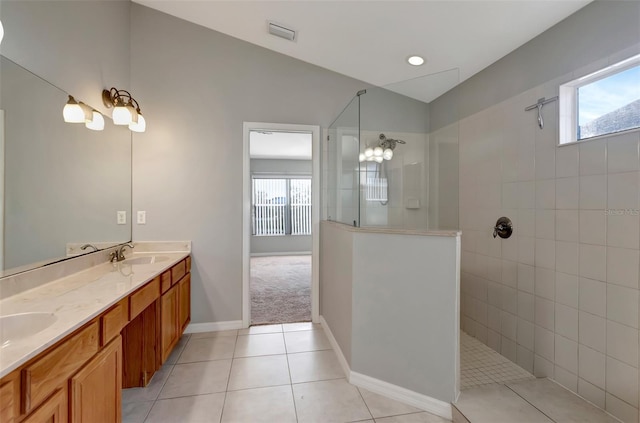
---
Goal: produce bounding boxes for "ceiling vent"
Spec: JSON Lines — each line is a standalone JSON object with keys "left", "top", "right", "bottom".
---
{"left": 268, "top": 21, "right": 296, "bottom": 42}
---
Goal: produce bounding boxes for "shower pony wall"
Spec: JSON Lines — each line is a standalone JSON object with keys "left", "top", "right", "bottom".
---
{"left": 319, "top": 83, "right": 462, "bottom": 419}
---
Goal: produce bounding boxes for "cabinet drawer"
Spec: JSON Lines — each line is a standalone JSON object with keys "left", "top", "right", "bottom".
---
{"left": 0, "top": 373, "right": 19, "bottom": 423}
{"left": 23, "top": 321, "right": 99, "bottom": 412}
{"left": 186, "top": 256, "right": 191, "bottom": 273}
{"left": 101, "top": 298, "right": 129, "bottom": 345}
{"left": 161, "top": 271, "right": 172, "bottom": 294}
{"left": 129, "top": 277, "right": 160, "bottom": 319}
{"left": 171, "top": 260, "right": 186, "bottom": 286}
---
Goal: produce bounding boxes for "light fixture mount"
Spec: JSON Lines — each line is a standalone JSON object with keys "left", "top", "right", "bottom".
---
{"left": 102, "top": 87, "right": 146, "bottom": 132}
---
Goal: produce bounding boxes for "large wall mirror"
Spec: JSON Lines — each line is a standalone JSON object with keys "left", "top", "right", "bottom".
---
{"left": 0, "top": 55, "right": 132, "bottom": 277}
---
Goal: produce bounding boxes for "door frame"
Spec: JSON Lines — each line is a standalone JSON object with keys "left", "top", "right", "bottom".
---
{"left": 242, "top": 122, "right": 321, "bottom": 327}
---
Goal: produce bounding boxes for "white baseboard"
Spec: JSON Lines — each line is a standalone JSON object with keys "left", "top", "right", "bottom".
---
{"left": 319, "top": 316, "right": 350, "bottom": 379}
{"left": 184, "top": 320, "right": 244, "bottom": 333}
{"left": 320, "top": 315, "right": 452, "bottom": 421}
{"left": 349, "top": 372, "right": 452, "bottom": 420}
{"left": 250, "top": 252, "right": 312, "bottom": 257}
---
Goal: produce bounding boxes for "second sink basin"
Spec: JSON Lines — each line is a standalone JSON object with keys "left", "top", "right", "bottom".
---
{"left": 1, "top": 312, "right": 57, "bottom": 347}
{"left": 122, "top": 256, "right": 170, "bottom": 265}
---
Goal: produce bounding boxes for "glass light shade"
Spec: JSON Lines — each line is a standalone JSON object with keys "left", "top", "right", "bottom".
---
{"left": 364, "top": 147, "right": 374, "bottom": 158}
{"left": 112, "top": 105, "right": 132, "bottom": 125}
{"left": 373, "top": 146, "right": 383, "bottom": 157}
{"left": 63, "top": 96, "right": 85, "bottom": 123}
{"left": 383, "top": 148, "right": 393, "bottom": 160}
{"left": 358, "top": 153, "right": 365, "bottom": 162}
{"left": 0, "top": 21, "right": 4, "bottom": 45}
{"left": 374, "top": 156, "right": 383, "bottom": 163}
{"left": 85, "top": 111, "right": 104, "bottom": 131}
{"left": 129, "top": 113, "right": 146, "bottom": 133}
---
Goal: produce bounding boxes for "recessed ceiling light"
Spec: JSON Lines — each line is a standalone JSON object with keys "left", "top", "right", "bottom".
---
{"left": 407, "top": 55, "right": 425, "bottom": 66}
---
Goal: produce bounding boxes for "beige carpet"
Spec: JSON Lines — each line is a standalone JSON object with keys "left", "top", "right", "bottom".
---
{"left": 250, "top": 255, "right": 311, "bottom": 325}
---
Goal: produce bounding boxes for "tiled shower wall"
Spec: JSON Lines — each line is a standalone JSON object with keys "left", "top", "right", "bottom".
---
{"left": 459, "top": 56, "right": 640, "bottom": 422}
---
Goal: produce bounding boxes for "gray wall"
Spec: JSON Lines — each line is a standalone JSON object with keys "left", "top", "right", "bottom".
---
{"left": 130, "top": 4, "right": 371, "bottom": 324}
{"left": 352, "top": 232, "right": 459, "bottom": 402}
{"left": 0, "top": 1, "right": 131, "bottom": 115}
{"left": 430, "top": 1, "right": 640, "bottom": 131}
{"left": 319, "top": 222, "right": 354, "bottom": 364}
{"left": 251, "top": 159, "right": 312, "bottom": 255}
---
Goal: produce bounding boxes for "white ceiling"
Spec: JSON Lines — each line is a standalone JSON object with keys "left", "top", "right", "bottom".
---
{"left": 250, "top": 131, "right": 312, "bottom": 160}
{"left": 134, "top": 0, "right": 591, "bottom": 103}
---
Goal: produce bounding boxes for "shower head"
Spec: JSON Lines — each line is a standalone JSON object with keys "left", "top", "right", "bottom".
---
{"left": 378, "top": 133, "right": 406, "bottom": 151}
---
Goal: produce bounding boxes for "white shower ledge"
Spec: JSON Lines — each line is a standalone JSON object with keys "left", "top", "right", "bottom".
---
{"left": 323, "top": 220, "right": 461, "bottom": 237}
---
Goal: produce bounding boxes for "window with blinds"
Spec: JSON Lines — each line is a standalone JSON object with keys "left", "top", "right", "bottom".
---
{"left": 252, "top": 178, "right": 312, "bottom": 236}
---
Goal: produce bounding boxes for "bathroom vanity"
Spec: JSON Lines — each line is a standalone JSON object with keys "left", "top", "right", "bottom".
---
{"left": 0, "top": 251, "right": 190, "bottom": 423}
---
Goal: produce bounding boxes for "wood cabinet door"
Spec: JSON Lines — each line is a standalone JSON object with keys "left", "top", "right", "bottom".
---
{"left": 178, "top": 274, "right": 191, "bottom": 333}
{"left": 22, "top": 388, "right": 67, "bottom": 423}
{"left": 160, "top": 286, "right": 179, "bottom": 363}
{"left": 70, "top": 336, "right": 122, "bottom": 423}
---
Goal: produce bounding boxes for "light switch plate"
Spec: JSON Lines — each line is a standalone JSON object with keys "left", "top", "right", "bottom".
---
{"left": 137, "top": 211, "right": 146, "bottom": 224}
{"left": 117, "top": 211, "right": 127, "bottom": 225}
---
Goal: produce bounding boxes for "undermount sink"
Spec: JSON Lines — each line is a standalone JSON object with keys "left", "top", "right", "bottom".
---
{"left": 122, "top": 256, "right": 170, "bottom": 265}
{"left": 0, "top": 312, "right": 57, "bottom": 347}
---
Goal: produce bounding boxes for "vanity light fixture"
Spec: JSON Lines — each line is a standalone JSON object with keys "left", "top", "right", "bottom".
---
{"left": 63, "top": 95, "right": 90, "bottom": 123}
{"left": 407, "top": 55, "right": 425, "bottom": 66}
{"left": 102, "top": 87, "right": 146, "bottom": 132}
{"left": 85, "top": 109, "right": 105, "bottom": 131}
{"left": 0, "top": 20, "right": 4, "bottom": 45}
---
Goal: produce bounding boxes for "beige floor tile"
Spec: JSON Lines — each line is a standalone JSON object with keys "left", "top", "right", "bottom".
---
{"left": 282, "top": 322, "right": 319, "bottom": 332}
{"left": 234, "top": 333, "right": 286, "bottom": 357}
{"left": 145, "top": 393, "right": 225, "bottom": 423}
{"left": 358, "top": 387, "right": 422, "bottom": 418}
{"left": 293, "top": 379, "right": 372, "bottom": 423}
{"left": 288, "top": 350, "right": 345, "bottom": 383}
{"left": 190, "top": 329, "right": 238, "bottom": 339}
{"left": 122, "top": 364, "right": 173, "bottom": 404}
{"left": 164, "top": 334, "right": 190, "bottom": 365}
{"left": 122, "top": 401, "right": 153, "bottom": 423}
{"left": 507, "top": 378, "right": 619, "bottom": 423}
{"left": 284, "top": 329, "right": 332, "bottom": 353}
{"left": 238, "top": 324, "right": 283, "bottom": 335}
{"left": 178, "top": 335, "right": 236, "bottom": 363}
{"left": 221, "top": 385, "right": 297, "bottom": 423}
{"left": 228, "top": 354, "right": 291, "bottom": 391}
{"left": 455, "top": 384, "right": 552, "bottom": 422}
{"left": 158, "top": 360, "right": 231, "bottom": 399}
{"left": 375, "top": 412, "right": 451, "bottom": 422}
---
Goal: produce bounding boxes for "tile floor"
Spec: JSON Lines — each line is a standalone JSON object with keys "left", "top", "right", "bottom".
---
{"left": 460, "top": 332, "right": 534, "bottom": 390}
{"left": 123, "top": 323, "right": 451, "bottom": 423}
{"left": 454, "top": 379, "right": 619, "bottom": 423}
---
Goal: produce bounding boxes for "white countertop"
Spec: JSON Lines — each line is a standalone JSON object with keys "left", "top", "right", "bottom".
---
{"left": 0, "top": 252, "right": 189, "bottom": 378}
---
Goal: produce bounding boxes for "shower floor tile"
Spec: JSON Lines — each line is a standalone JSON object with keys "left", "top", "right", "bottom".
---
{"left": 460, "top": 332, "right": 534, "bottom": 390}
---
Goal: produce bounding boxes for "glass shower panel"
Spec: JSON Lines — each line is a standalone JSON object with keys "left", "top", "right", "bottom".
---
{"left": 326, "top": 94, "right": 360, "bottom": 226}
{"left": 356, "top": 69, "right": 460, "bottom": 230}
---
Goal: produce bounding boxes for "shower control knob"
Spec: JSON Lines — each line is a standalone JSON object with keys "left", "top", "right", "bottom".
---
{"left": 493, "top": 217, "right": 513, "bottom": 239}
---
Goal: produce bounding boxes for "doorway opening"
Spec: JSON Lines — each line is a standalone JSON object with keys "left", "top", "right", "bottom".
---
{"left": 242, "top": 123, "right": 320, "bottom": 327}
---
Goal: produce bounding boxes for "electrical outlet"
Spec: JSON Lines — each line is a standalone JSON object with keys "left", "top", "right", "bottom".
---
{"left": 137, "top": 211, "right": 146, "bottom": 224}
{"left": 117, "top": 211, "right": 126, "bottom": 225}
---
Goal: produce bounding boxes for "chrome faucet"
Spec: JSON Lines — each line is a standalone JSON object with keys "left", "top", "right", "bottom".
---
{"left": 80, "top": 244, "right": 98, "bottom": 252}
{"left": 110, "top": 242, "right": 134, "bottom": 262}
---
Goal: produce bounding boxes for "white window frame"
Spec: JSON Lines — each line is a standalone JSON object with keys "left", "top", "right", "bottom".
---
{"left": 559, "top": 53, "right": 640, "bottom": 145}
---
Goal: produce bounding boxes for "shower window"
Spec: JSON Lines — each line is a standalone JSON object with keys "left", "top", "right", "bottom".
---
{"left": 559, "top": 54, "right": 640, "bottom": 144}
{"left": 252, "top": 177, "right": 312, "bottom": 236}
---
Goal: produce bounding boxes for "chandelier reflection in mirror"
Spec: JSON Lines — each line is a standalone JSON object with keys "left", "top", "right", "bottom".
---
{"left": 102, "top": 87, "right": 147, "bottom": 133}
{"left": 358, "top": 133, "right": 405, "bottom": 163}
{"left": 63, "top": 95, "right": 105, "bottom": 131}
